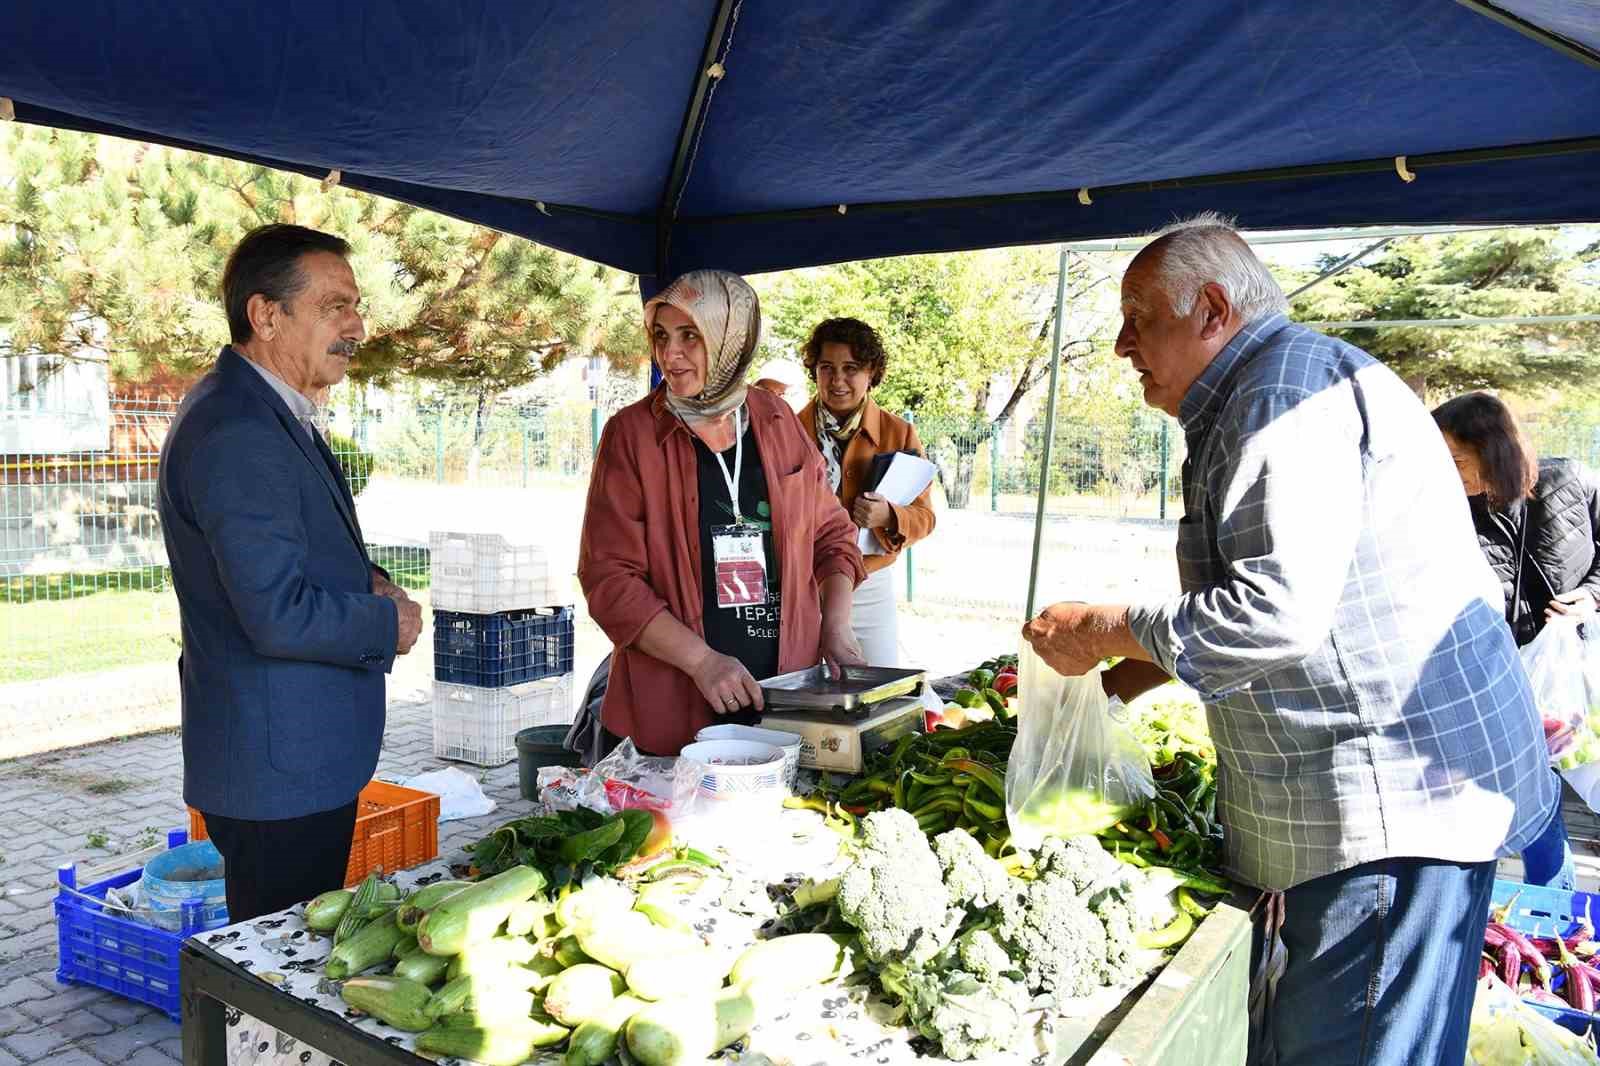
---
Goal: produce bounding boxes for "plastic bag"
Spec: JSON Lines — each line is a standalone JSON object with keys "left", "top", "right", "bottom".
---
{"left": 1522, "top": 617, "right": 1589, "bottom": 765}
{"left": 1467, "top": 976, "right": 1597, "bottom": 1065}
{"left": 398, "top": 767, "right": 495, "bottom": 822}
{"left": 1005, "top": 642, "right": 1156, "bottom": 849}
{"left": 575, "top": 737, "right": 700, "bottom": 817}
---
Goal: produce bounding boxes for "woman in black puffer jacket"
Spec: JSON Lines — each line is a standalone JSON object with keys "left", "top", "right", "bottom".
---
{"left": 1433, "top": 393, "right": 1600, "bottom": 646}
{"left": 1432, "top": 392, "right": 1600, "bottom": 892}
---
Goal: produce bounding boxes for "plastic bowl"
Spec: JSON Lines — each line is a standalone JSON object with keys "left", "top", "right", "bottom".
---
{"left": 692, "top": 724, "right": 802, "bottom": 789}
{"left": 678, "top": 739, "right": 786, "bottom": 804}
{"left": 515, "top": 724, "right": 572, "bottom": 801}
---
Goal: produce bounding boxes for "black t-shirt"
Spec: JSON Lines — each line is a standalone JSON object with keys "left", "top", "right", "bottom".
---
{"left": 694, "top": 418, "right": 783, "bottom": 696}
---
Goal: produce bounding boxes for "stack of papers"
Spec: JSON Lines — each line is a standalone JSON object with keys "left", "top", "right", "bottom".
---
{"left": 858, "top": 452, "right": 936, "bottom": 555}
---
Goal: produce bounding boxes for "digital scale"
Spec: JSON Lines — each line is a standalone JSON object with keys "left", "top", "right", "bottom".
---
{"left": 758, "top": 665, "right": 927, "bottom": 774}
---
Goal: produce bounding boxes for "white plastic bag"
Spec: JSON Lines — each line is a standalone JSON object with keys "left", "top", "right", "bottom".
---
{"left": 1521, "top": 616, "right": 1589, "bottom": 765}
{"left": 398, "top": 767, "right": 495, "bottom": 822}
{"left": 1005, "top": 642, "right": 1156, "bottom": 849}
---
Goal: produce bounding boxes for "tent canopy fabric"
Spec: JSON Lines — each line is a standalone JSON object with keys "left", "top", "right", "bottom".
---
{"left": 3, "top": 1, "right": 1599, "bottom": 283}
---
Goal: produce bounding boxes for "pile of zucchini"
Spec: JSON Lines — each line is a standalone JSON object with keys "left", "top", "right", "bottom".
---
{"left": 305, "top": 868, "right": 850, "bottom": 1066}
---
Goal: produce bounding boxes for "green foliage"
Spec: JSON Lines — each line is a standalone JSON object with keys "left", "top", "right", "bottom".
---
{"left": 1290, "top": 229, "right": 1600, "bottom": 398}
{"left": 0, "top": 126, "right": 646, "bottom": 390}
{"left": 327, "top": 430, "right": 374, "bottom": 496}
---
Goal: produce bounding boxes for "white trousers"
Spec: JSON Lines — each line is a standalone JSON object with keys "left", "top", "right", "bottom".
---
{"left": 851, "top": 564, "right": 900, "bottom": 667}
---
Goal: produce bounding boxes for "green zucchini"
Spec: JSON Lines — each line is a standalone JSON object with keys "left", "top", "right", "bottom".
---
{"left": 625, "top": 987, "right": 757, "bottom": 1066}
{"left": 574, "top": 910, "right": 679, "bottom": 972}
{"left": 445, "top": 935, "right": 540, "bottom": 981}
{"left": 325, "top": 909, "right": 406, "bottom": 980}
{"left": 415, "top": 1018, "right": 570, "bottom": 1065}
{"left": 728, "top": 933, "right": 851, "bottom": 995}
{"left": 393, "top": 950, "right": 452, "bottom": 988}
{"left": 626, "top": 947, "right": 729, "bottom": 1002}
{"left": 551, "top": 934, "right": 593, "bottom": 969}
{"left": 417, "top": 866, "right": 546, "bottom": 956}
{"left": 395, "top": 880, "right": 471, "bottom": 935}
{"left": 543, "top": 963, "right": 626, "bottom": 1026}
{"left": 564, "top": 993, "right": 646, "bottom": 1066}
{"left": 505, "top": 897, "right": 551, "bottom": 938}
{"left": 304, "top": 889, "right": 354, "bottom": 933}
{"left": 339, "top": 974, "right": 434, "bottom": 1032}
{"left": 391, "top": 934, "right": 419, "bottom": 961}
{"left": 554, "top": 878, "right": 635, "bottom": 933}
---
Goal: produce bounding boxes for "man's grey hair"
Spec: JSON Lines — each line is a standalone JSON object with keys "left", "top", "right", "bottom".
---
{"left": 1147, "top": 212, "right": 1288, "bottom": 323}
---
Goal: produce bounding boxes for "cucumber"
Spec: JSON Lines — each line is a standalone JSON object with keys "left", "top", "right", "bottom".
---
{"left": 334, "top": 873, "right": 385, "bottom": 946}
{"left": 728, "top": 933, "right": 850, "bottom": 995}
{"left": 554, "top": 879, "right": 636, "bottom": 932}
{"left": 415, "top": 1018, "right": 570, "bottom": 1065}
{"left": 304, "top": 889, "right": 354, "bottom": 932}
{"left": 392, "top": 934, "right": 419, "bottom": 961}
{"left": 544, "top": 963, "right": 627, "bottom": 1027}
{"left": 564, "top": 993, "right": 646, "bottom": 1066}
{"left": 505, "top": 897, "right": 551, "bottom": 937}
{"left": 626, "top": 947, "right": 729, "bottom": 1002}
{"left": 393, "top": 950, "right": 452, "bottom": 988}
{"left": 418, "top": 866, "right": 546, "bottom": 956}
{"left": 326, "top": 909, "right": 406, "bottom": 980}
{"left": 396, "top": 880, "right": 471, "bottom": 935}
{"left": 339, "top": 975, "right": 434, "bottom": 1032}
{"left": 625, "top": 987, "right": 757, "bottom": 1066}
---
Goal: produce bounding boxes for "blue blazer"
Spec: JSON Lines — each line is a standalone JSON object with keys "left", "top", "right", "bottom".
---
{"left": 158, "top": 347, "right": 399, "bottom": 821}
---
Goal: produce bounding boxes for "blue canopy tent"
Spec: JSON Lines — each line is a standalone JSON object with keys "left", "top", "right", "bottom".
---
{"left": 2, "top": 0, "right": 1598, "bottom": 287}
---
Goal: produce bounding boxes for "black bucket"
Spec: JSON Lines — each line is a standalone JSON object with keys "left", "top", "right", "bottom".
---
{"left": 515, "top": 725, "right": 571, "bottom": 801}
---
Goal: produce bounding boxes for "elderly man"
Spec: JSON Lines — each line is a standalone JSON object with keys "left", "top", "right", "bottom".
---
{"left": 158, "top": 224, "right": 423, "bottom": 921}
{"left": 1024, "top": 215, "right": 1554, "bottom": 1066}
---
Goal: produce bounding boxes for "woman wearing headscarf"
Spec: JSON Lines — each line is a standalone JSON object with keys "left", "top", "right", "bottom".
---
{"left": 578, "top": 271, "right": 867, "bottom": 756}
{"left": 798, "top": 318, "right": 936, "bottom": 666}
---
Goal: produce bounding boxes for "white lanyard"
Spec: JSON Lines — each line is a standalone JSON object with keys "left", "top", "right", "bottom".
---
{"left": 711, "top": 407, "right": 745, "bottom": 521}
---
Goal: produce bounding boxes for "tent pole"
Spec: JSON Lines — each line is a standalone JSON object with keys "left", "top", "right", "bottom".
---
{"left": 1025, "top": 246, "right": 1069, "bottom": 621}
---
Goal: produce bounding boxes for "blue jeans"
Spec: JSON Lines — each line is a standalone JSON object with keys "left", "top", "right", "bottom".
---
{"left": 1520, "top": 775, "right": 1576, "bottom": 891}
{"left": 1248, "top": 856, "right": 1494, "bottom": 1066}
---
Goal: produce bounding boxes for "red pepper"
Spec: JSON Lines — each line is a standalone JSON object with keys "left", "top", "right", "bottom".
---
{"left": 1150, "top": 828, "right": 1173, "bottom": 852}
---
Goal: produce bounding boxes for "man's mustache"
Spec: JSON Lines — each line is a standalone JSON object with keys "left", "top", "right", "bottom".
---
{"left": 328, "top": 339, "right": 358, "bottom": 357}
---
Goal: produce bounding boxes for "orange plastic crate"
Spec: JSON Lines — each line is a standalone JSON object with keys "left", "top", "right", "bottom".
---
{"left": 187, "top": 780, "right": 440, "bottom": 887}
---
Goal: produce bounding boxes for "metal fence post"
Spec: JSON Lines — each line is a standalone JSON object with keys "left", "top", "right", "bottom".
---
{"left": 434, "top": 411, "right": 445, "bottom": 485}
{"left": 1158, "top": 419, "right": 1170, "bottom": 521}
{"left": 990, "top": 420, "right": 1002, "bottom": 513}
{"left": 591, "top": 405, "right": 601, "bottom": 459}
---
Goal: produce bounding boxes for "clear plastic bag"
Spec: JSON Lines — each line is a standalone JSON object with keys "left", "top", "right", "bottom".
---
{"left": 1521, "top": 616, "right": 1589, "bottom": 764}
{"left": 1004, "top": 642, "right": 1156, "bottom": 849}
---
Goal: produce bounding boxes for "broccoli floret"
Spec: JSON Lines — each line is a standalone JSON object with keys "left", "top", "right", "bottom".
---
{"left": 1035, "top": 834, "right": 1121, "bottom": 895}
{"left": 880, "top": 964, "right": 1030, "bottom": 1062}
{"left": 837, "top": 809, "right": 958, "bottom": 965}
{"left": 933, "top": 828, "right": 1013, "bottom": 912}
{"left": 1092, "top": 892, "right": 1141, "bottom": 987}
{"left": 996, "top": 875, "right": 1106, "bottom": 999}
{"left": 955, "top": 927, "right": 1015, "bottom": 985}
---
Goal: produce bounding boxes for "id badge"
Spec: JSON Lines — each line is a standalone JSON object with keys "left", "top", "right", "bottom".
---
{"left": 711, "top": 523, "right": 768, "bottom": 609}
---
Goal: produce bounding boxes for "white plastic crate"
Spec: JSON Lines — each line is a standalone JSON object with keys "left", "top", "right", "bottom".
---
{"left": 429, "top": 531, "right": 557, "bottom": 614}
{"left": 431, "top": 674, "right": 574, "bottom": 767}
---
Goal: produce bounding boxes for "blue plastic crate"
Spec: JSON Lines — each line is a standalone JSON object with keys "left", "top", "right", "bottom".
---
{"left": 433, "top": 606, "right": 574, "bottom": 687}
{"left": 1490, "top": 878, "right": 1600, "bottom": 1036}
{"left": 55, "top": 829, "right": 224, "bottom": 1022}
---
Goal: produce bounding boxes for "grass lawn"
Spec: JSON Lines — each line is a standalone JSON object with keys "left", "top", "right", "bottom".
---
{"left": 2, "top": 584, "right": 181, "bottom": 683}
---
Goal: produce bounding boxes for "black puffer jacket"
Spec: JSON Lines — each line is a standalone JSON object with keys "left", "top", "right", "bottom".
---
{"left": 1470, "top": 457, "right": 1600, "bottom": 646}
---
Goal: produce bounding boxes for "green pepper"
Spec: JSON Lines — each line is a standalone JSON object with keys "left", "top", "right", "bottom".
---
{"left": 940, "top": 757, "right": 1006, "bottom": 802}
{"left": 1176, "top": 887, "right": 1213, "bottom": 920}
{"left": 908, "top": 769, "right": 953, "bottom": 786}
{"left": 1181, "top": 873, "right": 1233, "bottom": 896}
{"left": 1137, "top": 910, "right": 1195, "bottom": 949}
{"left": 962, "top": 791, "right": 1004, "bottom": 823}
{"left": 952, "top": 688, "right": 985, "bottom": 710}
{"left": 1113, "top": 848, "right": 1151, "bottom": 868}
{"left": 905, "top": 777, "right": 927, "bottom": 811}
{"left": 969, "top": 668, "right": 996, "bottom": 691}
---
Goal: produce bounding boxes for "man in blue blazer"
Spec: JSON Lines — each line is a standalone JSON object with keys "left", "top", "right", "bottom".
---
{"left": 158, "top": 225, "right": 423, "bottom": 921}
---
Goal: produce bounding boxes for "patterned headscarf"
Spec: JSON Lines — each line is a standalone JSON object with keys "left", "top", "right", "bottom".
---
{"left": 644, "top": 270, "right": 762, "bottom": 425}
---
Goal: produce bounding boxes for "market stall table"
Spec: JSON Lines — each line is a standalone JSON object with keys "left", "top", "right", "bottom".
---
{"left": 176, "top": 808, "right": 1250, "bottom": 1066}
